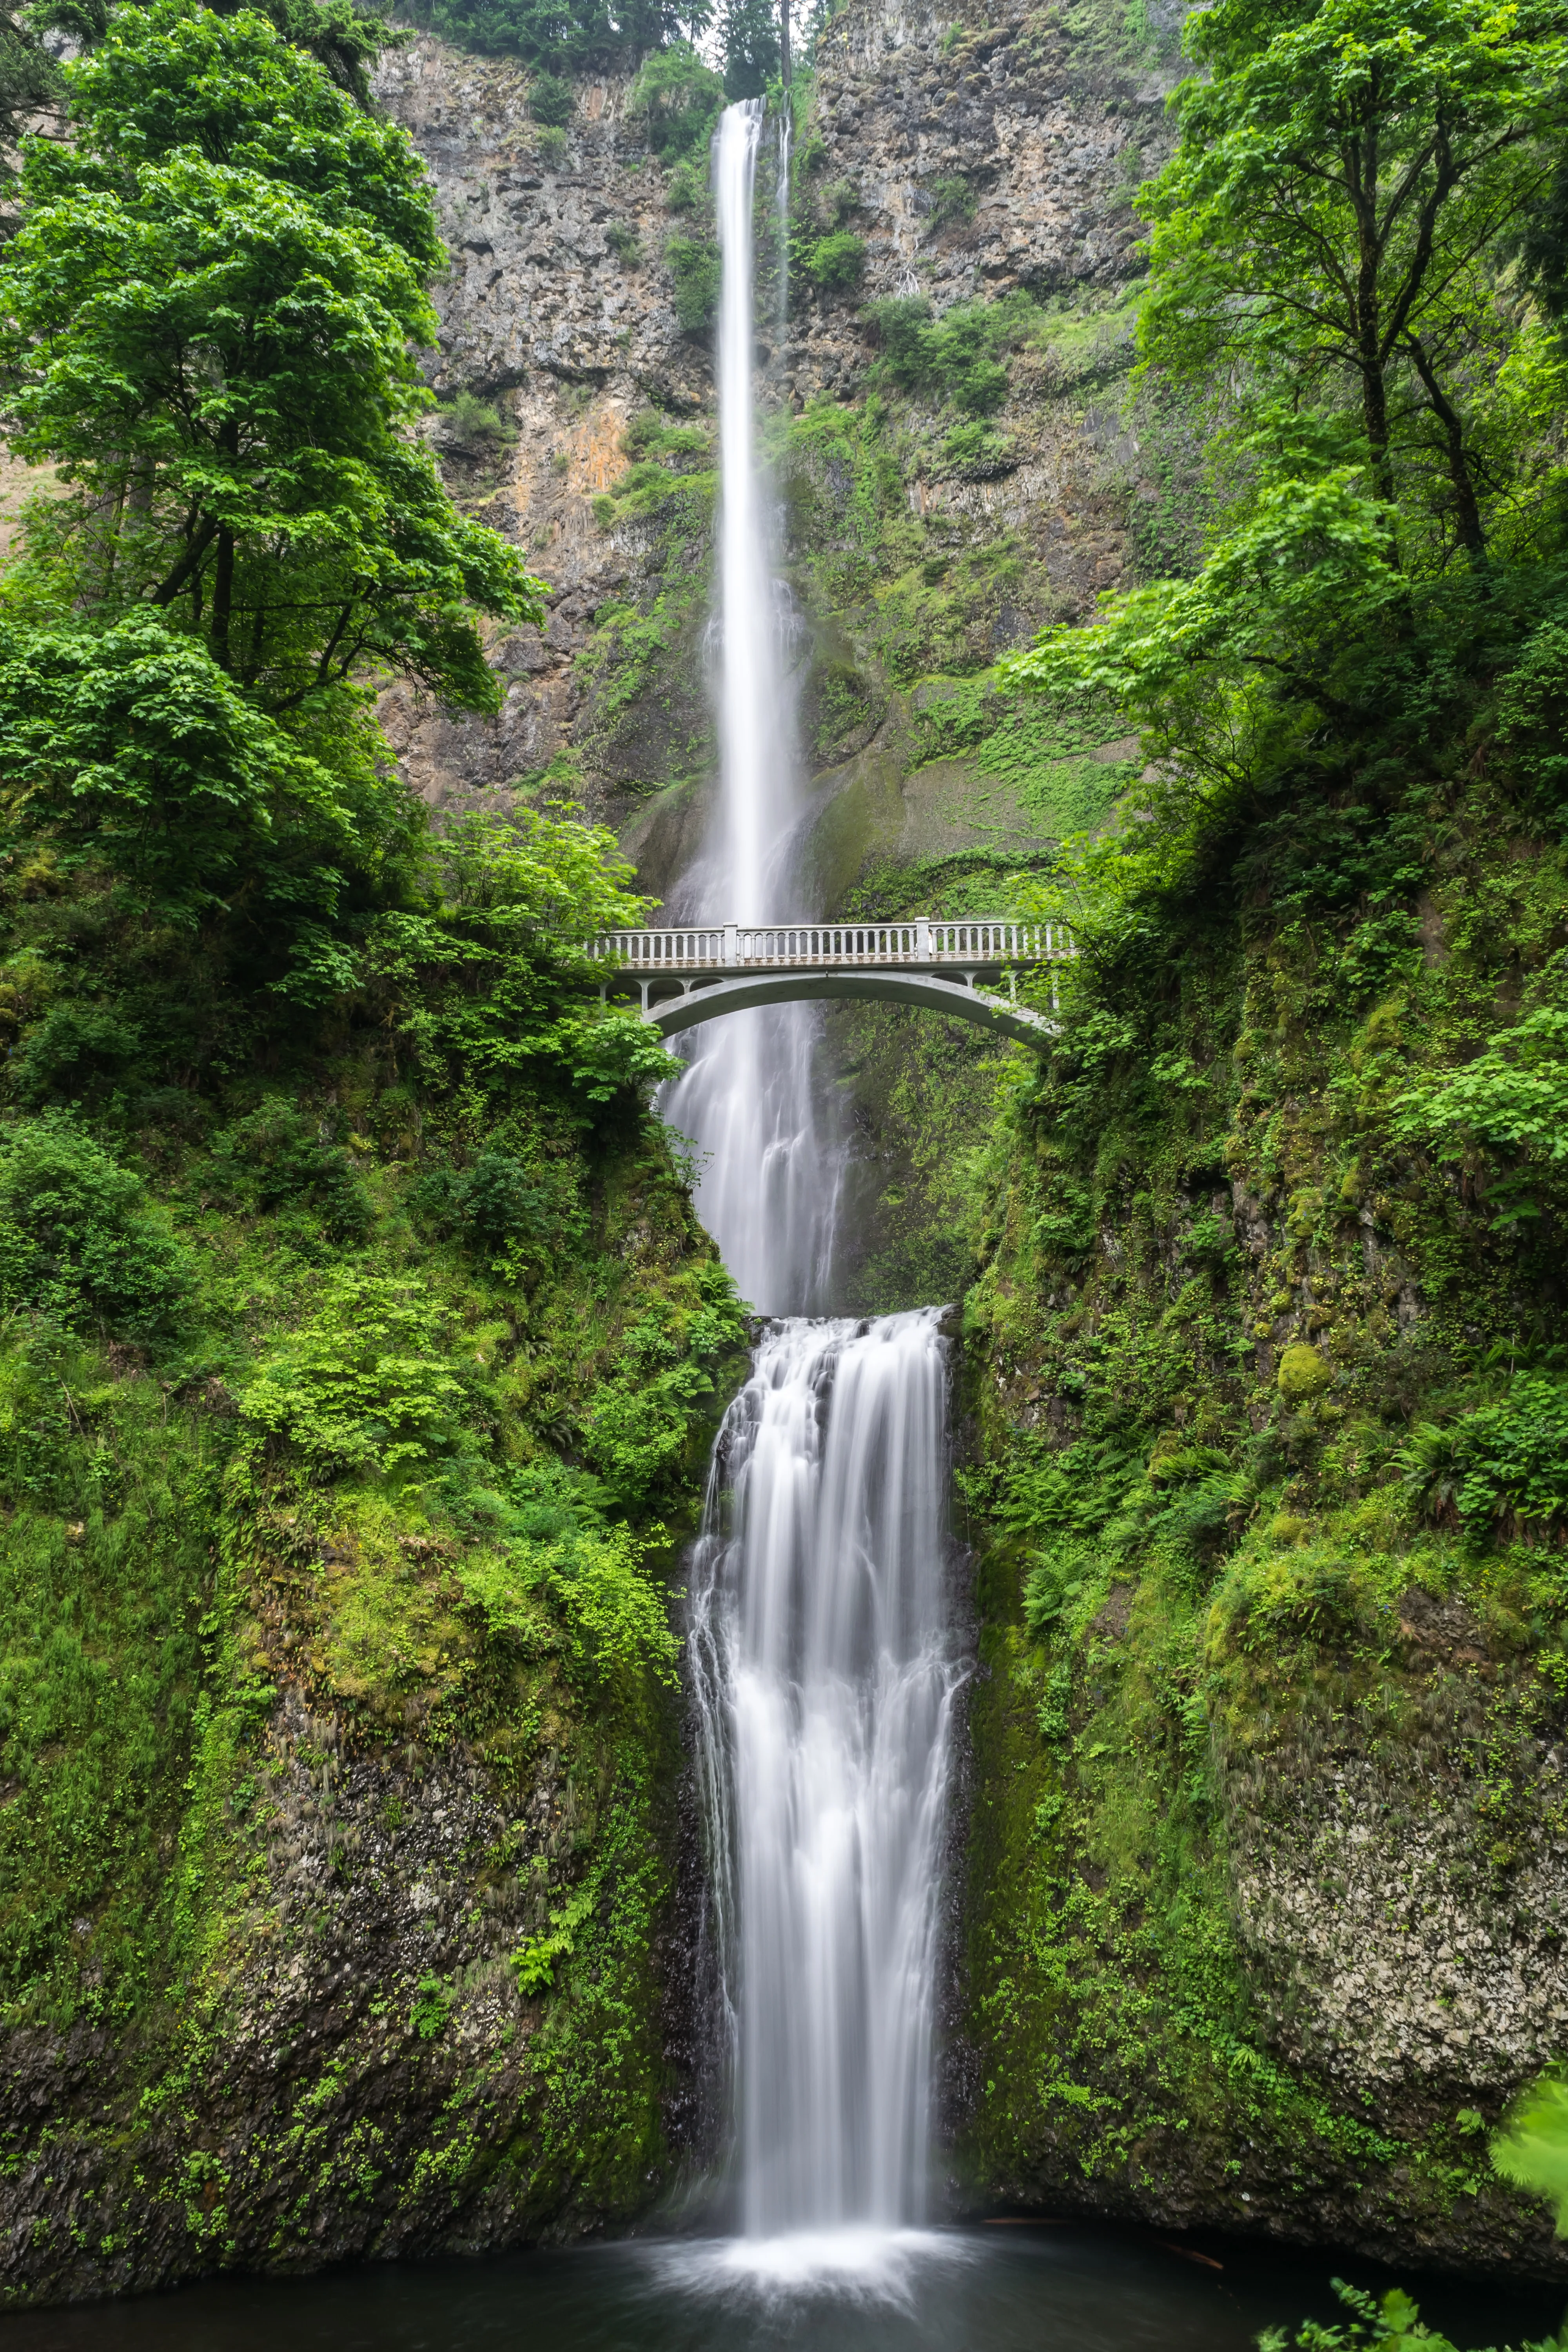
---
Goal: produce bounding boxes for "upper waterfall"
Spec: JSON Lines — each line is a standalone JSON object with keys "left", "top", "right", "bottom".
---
{"left": 659, "top": 99, "right": 843, "bottom": 1314}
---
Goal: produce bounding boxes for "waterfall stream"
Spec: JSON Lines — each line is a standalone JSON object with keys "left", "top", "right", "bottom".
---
{"left": 659, "top": 98, "right": 841, "bottom": 1318}
{"left": 689, "top": 1313, "right": 959, "bottom": 2240}
{"left": 668, "top": 102, "right": 960, "bottom": 2260}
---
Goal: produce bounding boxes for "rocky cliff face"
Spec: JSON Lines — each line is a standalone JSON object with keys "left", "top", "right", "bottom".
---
{"left": 372, "top": 0, "right": 1181, "bottom": 872}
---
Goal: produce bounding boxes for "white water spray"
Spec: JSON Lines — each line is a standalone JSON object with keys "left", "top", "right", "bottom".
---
{"left": 688, "top": 1312, "right": 960, "bottom": 2240}
{"left": 660, "top": 99, "right": 840, "bottom": 1316}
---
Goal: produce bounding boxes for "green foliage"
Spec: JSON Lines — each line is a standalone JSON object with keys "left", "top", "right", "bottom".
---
{"left": 715, "top": 0, "right": 776, "bottom": 97}
{"left": 1497, "top": 620, "right": 1568, "bottom": 818}
{"left": 801, "top": 228, "right": 865, "bottom": 292}
{"left": 408, "top": 1973, "right": 452, "bottom": 2038}
{"left": 401, "top": 0, "right": 707, "bottom": 71}
{"left": 606, "top": 220, "right": 641, "bottom": 265}
{"left": 0, "top": 1117, "right": 188, "bottom": 1337}
{"left": 866, "top": 292, "right": 1038, "bottom": 416}
{"left": 1415, "top": 1379, "right": 1568, "bottom": 1537}
{"left": 527, "top": 66, "right": 573, "bottom": 121}
{"left": 1258, "top": 2275, "right": 1562, "bottom": 2351}
{"left": 1393, "top": 998, "right": 1568, "bottom": 1219}
{"left": 1138, "top": 0, "right": 1568, "bottom": 561}
{"left": 941, "top": 419, "right": 1016, "bottom": 478}
{"left": 1276, "top": 1343, "right": 1330, "bottom": 1403}
{"left": 439, "top": 389, "right": 512, "bottom": 444}
{"left": 210, "top": 1098, "right": 371, "bottom": 1242}
{"left": 925, "top": 172, "right": 974, "bottom": 227}
{"left": 550, "top": 1524, "right": 681, "bottom": 1691}
{"left": 627, "top": 38, "right": 722, "bottom": 160}
{"left": 1493, "top": 2072, "right": 1568, "bottom": 2235}
{"left": 237, "top": 1272, "right": 468, "bottom": 1472}
{"left": 0, "top": 1, "right": 544, "bottom": 712}
{"left": 0, "top": 613, "right": 387, "bottom": 939}
{"left": 666, "top": 231, "right": 721, "bottom": 332}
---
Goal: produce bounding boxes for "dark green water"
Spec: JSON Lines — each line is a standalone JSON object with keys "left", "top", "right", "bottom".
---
{"left": 0, "top": 2226, "right": 1560, "bottom": 2351}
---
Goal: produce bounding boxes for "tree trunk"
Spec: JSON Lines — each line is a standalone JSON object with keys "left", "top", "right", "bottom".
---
{"left": 211, "top": 525, "right": 234, "bottom": 671}
{"left": 1403, "top": 331, "right": 1487, "bottom": 563}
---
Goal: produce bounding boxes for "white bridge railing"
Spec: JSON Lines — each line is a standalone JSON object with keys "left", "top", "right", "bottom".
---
{"left": 587, "top": 920, "right": 1075, "bottom": 970}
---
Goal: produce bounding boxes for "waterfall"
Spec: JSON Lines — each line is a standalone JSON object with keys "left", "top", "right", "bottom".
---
{"left": 688, "top": 1312, "right": 960, "bottom": 2239}
{"left": 659, "top": 98, "right": 841, "bottom": 1318}
{"left": 662, "top": 101, "right": 958, "bottom": 2259}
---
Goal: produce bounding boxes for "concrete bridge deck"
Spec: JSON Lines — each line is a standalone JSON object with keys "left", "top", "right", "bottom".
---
{"left": 588, "top": 920, "right": 1074, "bottom": 1049}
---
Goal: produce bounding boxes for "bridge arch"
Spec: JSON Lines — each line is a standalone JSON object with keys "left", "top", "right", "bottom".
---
{"left": 633, "top": 968, "right": 1055, "bottom": 1049}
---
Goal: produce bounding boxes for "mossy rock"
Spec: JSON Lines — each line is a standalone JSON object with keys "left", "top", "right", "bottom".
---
{"left": 1277, "top": 1342, "right": 1332, "bottom": 1403}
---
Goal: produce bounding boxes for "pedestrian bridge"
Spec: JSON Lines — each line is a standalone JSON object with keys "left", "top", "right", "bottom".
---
{"left": 587, "top": 920, "right": 1073, "bottom": 1049}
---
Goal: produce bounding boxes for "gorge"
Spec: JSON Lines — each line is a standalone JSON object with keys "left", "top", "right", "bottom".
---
{"left": 2, "top": 0, "right": 1568, "bottom": 2336}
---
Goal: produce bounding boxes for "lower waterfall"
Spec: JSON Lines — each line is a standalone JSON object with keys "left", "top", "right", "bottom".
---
{"left": 688, "top": 1310, "right": 960, "bottom": 2239}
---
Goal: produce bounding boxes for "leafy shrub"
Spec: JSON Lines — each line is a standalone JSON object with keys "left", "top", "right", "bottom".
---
{"left": 415, "top": 1150, "right": 553, "bottom": 1263}
{"left": 238, "top": 1274, "right": 467, "bottom": 1472}
{"left": 802, "top": 229, "right": 866, "bottom": 292}
{"left": 7, "top": 1001, "right": 142, "bottom": 1108}
{"left": 409, "top": 1975, "right": 452, "bottom": 2038}
{"left": 1392, "top": 1004, "right": 1568, "bottom": 1219}
{"left": 606, "top": 220, "right": 641, "bottom": 265}
{"left": 664, "top": 157, "right": 702, "bottom": 211}
{"left": 1497, "top": 617, "right": 1568, "bottom": 818}
{"left": 926, "top": 172, "right": 975, "bottom": 227}
{"left": 1410, "top": 1378, "right": 1568, "bottom": 1537}
{"left": 0, "top": 1118, "right": 188, "bottom": 1337}
{"left": 940, "top": 419, "right": 1016, "bottom": 477}
{"left": 527, "top": 69, "right": 573, "bottom": 124}
{"left": 1259, "top": 2274, "right": 1562, "bottom": 2351}
{"left": 551, "top": 1525, "right": 680, "bottom": 1691}
{"left": 627, "top": 40, "right": 722, "bottom": 162}
{"left": 1492, "top": 2070, "right": 1568, "bottom": 2236}
{"left": 666, "top": 233, "right": 720, "bottom": 332}
{"left": 866, "top": 293, "right": 1024, "bottom": 414}
{"left": 1207, "top": 1545, "right": 1359, "bottom": 1656}
{"left": 537, "top": 123, "right": 568, "bottom": 163}
{"left": 212, "top": 1098, "right": 372, "bottom": 1242}
{"left": 439, "top": 389, "right": 510, "bottom": 445}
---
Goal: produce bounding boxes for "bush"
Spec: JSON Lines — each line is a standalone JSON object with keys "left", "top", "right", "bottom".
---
{"left": 803, "top": 229, "right": 866, "bottom": 292}
{"left": 438, "top": 389, "right": 509, "bottom": 445}
{"left": 238, "top": 1273, "right": 466, "bottom": 1473}
{"left": 0, "top": 1118, "right": 188, "bottom": 1338}
{"left": 627, "top": 40, "right": 722, "bottom": 163}
{"left": 940, "top": 419, "right": 1016, "bottom": 477}
{"left": 537, "top": 123, "right": 568, "bottom": 163}
{"left": 7, "top": 1002, "right": 142, "bottom": 1109}
{"left": 926, "top": 172, "right": 974, "bottom": 227}
{"left": 211, "top": 1098, "right": 372, "bottom": 1243}
{"left": 528, "top": 69, "right": 573, "bottom": 124}
{"left": 666, "top": 233, "right": 720, "bottom": 332}
{"left": 866, "top": 291, "right": 1030, "bottom": 415}
{"left": 606, "top": 220, "right": 641, "bottom": 265}
{"left": 1443, "top": 1378, "right": 1568, "bottom": 1536}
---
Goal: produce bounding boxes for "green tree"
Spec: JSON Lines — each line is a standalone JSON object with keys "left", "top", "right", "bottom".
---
{"left": 1139, "top": 0, "right": 1568, "bottom": 562}
{"left": 0, "top": 0, "right": 543, "bottom": 713}
{"left": 626, "top": 38, "right": 723, "bottom": 160}
{"left": 405, "top": 0, "right": 709, "bottom": 71}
